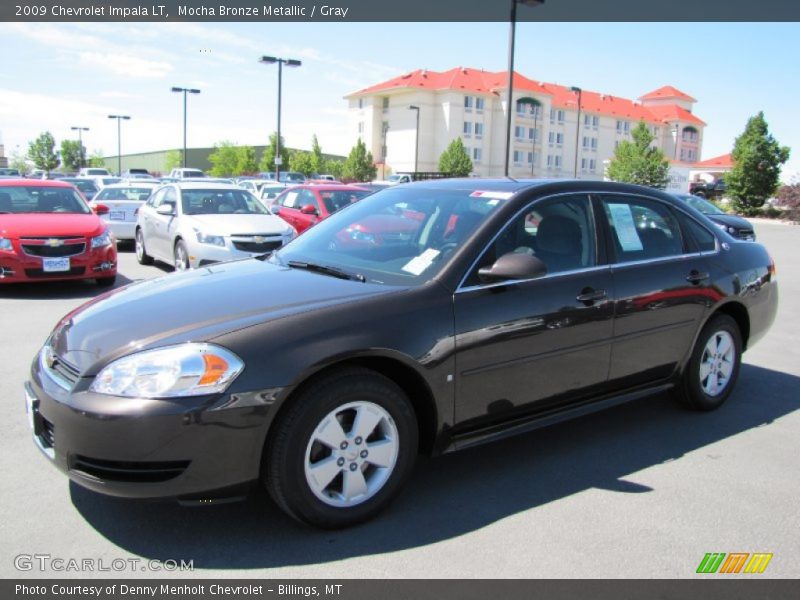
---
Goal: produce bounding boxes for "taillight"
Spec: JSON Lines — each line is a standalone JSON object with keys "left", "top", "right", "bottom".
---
{"left": 768, "top": 254, "right": 776, "bottom": 277}
{"left": 94, "top": 203, "right": 109, "bottom": 215}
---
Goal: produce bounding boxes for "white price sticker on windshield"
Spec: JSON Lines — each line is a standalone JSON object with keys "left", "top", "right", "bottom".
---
{"left": 402, "top": 248, "right": 441, "bottom": 276}
{"left": 607, "top": 203, "right": 643, "bottom": 252}
{"left": 470, "top": 190, "right": 514, "bottom": 200}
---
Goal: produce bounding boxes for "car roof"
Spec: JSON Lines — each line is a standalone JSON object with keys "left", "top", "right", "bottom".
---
{"left": 0, "top": 178, "right": 74, "bottom": 188}
{"left": 167, "top": 182, "right": 242, "bottom": 190}
{"left": 98, "top": 182, "right": 160, "bottom": 189}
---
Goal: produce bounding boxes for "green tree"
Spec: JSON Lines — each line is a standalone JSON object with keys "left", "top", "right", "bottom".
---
{"left": 310, "top": 134, "right": 324, "bottom": 174}
{"left": 606, "top": 121, "right": 670, "bottom": 188}
{"left": 438, "top": 137, "right": 473, "bottom": 176}
{"left": 289, "top": 150, "right": 315, "bottom": 176}
{"left": 258, "top": 132, "right": 290, "bottom": 174}
{"left": 726, "top": 112, "right": 790, "bottom": 216}
{"left": 235, "top": 145, "right": 258, "bottom": 175}
{"left": 208, "top": 141, "right": 240, "bottom": 176}
{"left": 9, "top": 149, "right": 30, "bottom": 175}
{"left": 27, "top": 132, "right": 60, "bottom": 174}
{"left": 60, "top": 139, "right": 85, "bottom": 172}
{"left": 342, "top": 138, "right": 377, "bottom": 182}
{"left": 324, "top": 158, "right": 345, "bottom": 179}
{"left": 164, "top": 149, "right": 183, "bottom": 173}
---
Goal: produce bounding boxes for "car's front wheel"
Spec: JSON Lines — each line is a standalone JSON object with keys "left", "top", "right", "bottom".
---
{"left": 173, "top": 239, "right": 190, "bottom": 271}
{"left": 265, "top": 368, "right": 418, "bottom": 528}
{"left": 678, "top": 314, "right": 742, "bottom": 411}
{"left": 135, "top": 229, "right": 153, "bottom": 265}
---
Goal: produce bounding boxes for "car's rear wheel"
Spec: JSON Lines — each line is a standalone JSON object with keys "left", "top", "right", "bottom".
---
{"left": 135, "top": 229, "right": 153, "bottom": 265}
{"left": 174, "top": 240, "right": 190, "bottom": 271}
{"left": 265, "top": 368, "right": 418, "bottom": 528}
{"left": 677, "top": 314, "right": 742, "bottom": 411}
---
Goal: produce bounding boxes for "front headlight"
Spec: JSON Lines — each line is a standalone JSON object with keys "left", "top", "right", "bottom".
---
{"left": 89, "top": 343, "right": 244, "bottom": 398}
{"left": 0, "top": 237, "right": 13, "bottom": 252}
{"left": 195, "top": 230, "right": 226, "bottom": 247}
{"left": 91, "top": 230, "right": 113, "bottom": 249}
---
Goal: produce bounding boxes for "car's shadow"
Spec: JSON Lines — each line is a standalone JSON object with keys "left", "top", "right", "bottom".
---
{"left": 71, "top": 364, "right": 798, "bottom": 569}
{"left": 0, "top": 272, "right": 136, "bottom": 300}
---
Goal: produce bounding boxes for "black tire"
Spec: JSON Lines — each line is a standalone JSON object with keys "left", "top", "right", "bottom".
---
{"left": 265, "top": 368, "right": 418, "bottom": 528}
{"left": 173, "top": 239, "right": 190, "bottom": 271}
{"left": 694, "top": 191, "right": 707, "bottom": 199}
{"left": 135, "top": 228, "right": 153, "bottom": 265}
{"left": 95, "top": 275, "right": 116, "bottom": 287}
{"left": 677, "top": 314, "right": 742, "bottom": 411}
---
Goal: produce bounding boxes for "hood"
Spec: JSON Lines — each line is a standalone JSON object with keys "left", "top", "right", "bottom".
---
{"left": 0, "top": 214, "right": 105, "bottom": 238}
{"left": 186, "top": 214, "right": 291, "bottom": 235}
{"left": 706, "top": 213, "right": 753, "bottom": 231}
{"left": 48, "top": 258, "right": 397, "bottom": 374}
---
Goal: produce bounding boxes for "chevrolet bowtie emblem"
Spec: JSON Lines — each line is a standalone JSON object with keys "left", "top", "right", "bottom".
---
{"left": 253, "top": 236, "right": 266, "bottom": 244}
{"left": 47, "top": 239, "right": 64, "bottom": 247}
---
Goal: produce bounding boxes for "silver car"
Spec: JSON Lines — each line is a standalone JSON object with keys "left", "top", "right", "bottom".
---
{"left": 135, "top": 182, "right": 296, "bottom": 270}
{"left": 91, "top": 181, "right": 159, "bottom": 241}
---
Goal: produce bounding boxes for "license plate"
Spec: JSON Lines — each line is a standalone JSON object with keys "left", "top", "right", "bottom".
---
{"left": 109, "top": 211, "right": 126, "bottom": 221}
{"left": 42, "top": 257, "right": 70, "bottom": 272}
{"left": 25, "top": 387, "right": 36, "bottom": 430}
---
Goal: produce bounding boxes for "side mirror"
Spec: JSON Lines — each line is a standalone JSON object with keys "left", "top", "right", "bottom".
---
{"left": 156, "top": 203, "right": 175, "bottom": 216}
{"left": 300, "top": 204, "right": 318, "bottom": 215}
{"left": 478, "top": 252, "right": 547, "bottom": 283}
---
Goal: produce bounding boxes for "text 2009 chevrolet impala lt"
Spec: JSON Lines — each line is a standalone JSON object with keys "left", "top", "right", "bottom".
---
{"left": 26, "top": 180, "right": 777, "bottom": 528}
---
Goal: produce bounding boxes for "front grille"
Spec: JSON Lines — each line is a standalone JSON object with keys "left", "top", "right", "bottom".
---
{"left": 736, "top": 229, "right": 755, "bottom": 240}
{"left": 71, "top": 456, "right": 190, "bottom": 483}
{"left": 22, "top": 243, "right": 86, "bottom": 258}
{"left": 51, "top": 356, "right": 80, "bottom": 386}
{"left": 40, "top": 418, "right": 55, "bottom": 449}
{"left": 232, "top": 240, "right": 282, "bottom": 253}
{"left": 25, "top": 267, "right": 86, "bottom": 278}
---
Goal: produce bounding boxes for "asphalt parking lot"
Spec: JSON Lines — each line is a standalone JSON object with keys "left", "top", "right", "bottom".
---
{"left": 1, "top": 222, "right": 798, "bottom": 579}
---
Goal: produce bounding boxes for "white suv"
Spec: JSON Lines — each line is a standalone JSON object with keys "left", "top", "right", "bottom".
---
{"left": 77, "top": 167, "right": 112, "bottom": 177}
{"left": 168, "top": 168, "right": 206, "bottom": 179}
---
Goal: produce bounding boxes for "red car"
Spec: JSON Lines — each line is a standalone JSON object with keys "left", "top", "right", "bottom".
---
{"left": 273, "top": 184, "right": 371, "bottom": 234}
{"left": 0, "top": 180, "right": 117, "bottom": 286}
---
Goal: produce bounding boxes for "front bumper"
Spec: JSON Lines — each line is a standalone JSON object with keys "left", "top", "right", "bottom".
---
{"left": 26, "top": 355, "right": 280, "bottom": 501}
{"left": 185, "top": 235, "right": 290, "bottom": 270}
{"left": 0, "top": 243, "right": 116, "bottom": 283}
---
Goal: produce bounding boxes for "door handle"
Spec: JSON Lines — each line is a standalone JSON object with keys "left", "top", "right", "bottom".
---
{"left": 576, "top": 287, "right": 607, "bottom": 305}
{"left": 686, "top": 270, "right": 710, "bottom": 284}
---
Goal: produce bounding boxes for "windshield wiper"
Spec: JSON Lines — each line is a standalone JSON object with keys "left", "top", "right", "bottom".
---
{"left": 287, "top": 260, "right": 366, "bottom": 283}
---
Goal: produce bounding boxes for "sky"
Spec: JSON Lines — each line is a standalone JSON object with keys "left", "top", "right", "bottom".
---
{"left": 1, "top": 21, "right": 799, "bottom": 180}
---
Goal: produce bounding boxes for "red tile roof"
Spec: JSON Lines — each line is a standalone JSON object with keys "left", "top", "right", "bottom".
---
{"left": 639, "top": 85, "right": 697, "bottom": 102}
{"left": 349, "top": 68, "right": 704, "bottom": 127}
{"left": 693, "top": 153, "right": 733, "bottom": 169}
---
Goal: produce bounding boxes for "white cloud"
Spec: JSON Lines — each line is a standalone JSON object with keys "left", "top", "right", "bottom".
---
{"left": 79, "top": 52, "right": 173, "bottom": 79}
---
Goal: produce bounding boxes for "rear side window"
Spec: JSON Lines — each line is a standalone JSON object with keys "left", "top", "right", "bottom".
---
{"left": 677, "top": 213, "right": 717, "bottom": 253}
{"left": 599, "top": 196, "right": 684, "bottom": 263}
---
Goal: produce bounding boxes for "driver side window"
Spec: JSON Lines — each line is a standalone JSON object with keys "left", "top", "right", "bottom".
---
{"left": 465, "top": 194, "right": 595, "bottom": 287}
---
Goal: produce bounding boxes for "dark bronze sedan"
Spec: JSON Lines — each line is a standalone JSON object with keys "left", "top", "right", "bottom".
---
{"left": 25, "top": 179, "right": 778, "bottom": 528}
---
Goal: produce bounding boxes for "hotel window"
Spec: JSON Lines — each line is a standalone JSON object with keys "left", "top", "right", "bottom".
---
{"left": 680, "top": 149, "right": 687, "bottom": 161}
{"left": 516, "top": 101, "right": 527, "bottom": 115}
{"left": 550, "top": 108, "right": 556, "bottom": 122}
{"left": 591, "top": 137, "right": 598, "bottom": 150}
{"left": 464, "top": 96, "right": 474, "bottom": 111}
{"left": 581, "top": 158, "right": 588, "bottom": 170}
{"left": 382, "top": 97, "right": 389, "bottom": 112}
{"left": 513, "top": 150, "right": 523, "bottom": 165}
{"left": 531, "top": 104, "right": 541, "bottom": 119}
{"left": 475, "top": 97, "right": 485, "bottom": 112}
{"left": 556, "top": 110, "right": 565, "bottom": 123}
{"left": 584, "top": 115, "right": 592, "bottom": 127}
{"left": 473, "top": 148, "right": 482, "bottom": 162}
{"left": 357, "top": 122, "right": 364, "bottom": 134}
{"left": 527, "top": 152, "right": 534, "bottom": 164}
{"left": 548, "top": 131, "right": 555, "bottom": 144}
{"left": 515, "top": 125, "right": 525, "bottom": 140}
{"left": 358, "top": 98, "right": 363, "bottom": 109}
{"left": 546, "top": 155, "right": 553, "bottom": 169}
{"left": 475, "top": 122, "right": 484, "bottom": 138}
{"left": 463, "top": 121, "right": 473, "bottom": 137}
{"left": 556, "top": 133, "right": 564, "bottom": 145}
{"left": 554, "top": 155, "right": 562, "bottom": 168}
{"left": 624, "top": 121, "right": 630, "bottom": 133}
{"left": 589, "top": 159, "right": 596, "bottom": 171}
{"left": 592, "top": 116, "right": 599, "bottom": 128}
{"left": 528, "top": 127, "right": 539, "bottom": 141}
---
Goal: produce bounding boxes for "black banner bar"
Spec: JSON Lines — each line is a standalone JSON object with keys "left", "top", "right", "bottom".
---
{"left": 3, "top": 0, "right": 800, "bottom": 22}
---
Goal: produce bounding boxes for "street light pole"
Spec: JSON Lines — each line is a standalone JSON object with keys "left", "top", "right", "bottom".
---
{"left": 259, "top": 56, "right": 302, "bottom": 181}
{"left": 571, "top": 86, "right": 582, "bottom": 178}
{"left": 504, "top": 0, "right": 545, "bottom": 177}
{"left": 171, "top": 87, "right": 201, "bottom": 168}
{"left": 70, "top": 126, "right": 89, "bottom": 169}
{"left": 107, "top": 115, "right": 130, "bottom": 176}
{"left": 409, "top": 105, "right": 420, "bottom": 173}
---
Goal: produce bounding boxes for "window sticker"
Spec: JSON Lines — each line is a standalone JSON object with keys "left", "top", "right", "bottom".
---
{"left": 284, "top": 191, "right": 299, "bottom": 208}
{"left": 469, "top": 190, "right": 514, "bottom": 200}
{"left": 608, "top": 203, "right": 644, "bottom": 252}
{"left": 401, "top": 248, "right": 441, "bottom": 276}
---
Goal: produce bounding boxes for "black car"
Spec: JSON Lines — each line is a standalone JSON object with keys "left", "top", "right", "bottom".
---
{"left": 673, "top": 193, "right": 756, "bottom": 241}
{"left": 60, "top": 177, "right": 100, "bottom": 202}
{"left": 26, "top": 180, "right": 778, "bottom": 528}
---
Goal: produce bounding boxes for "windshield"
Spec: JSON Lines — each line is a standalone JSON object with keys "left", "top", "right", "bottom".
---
{"left": 62, "top": 179, "right": 98, "bottom": 194}
{"left": 181, "top": 189, "right": 268, "bottom": 215}
{"left": 387, "top": 175, "right": 404, "bottom": 182}
{"left": 319, "top": 189, "right": 370, "bottom": 214}
{"left": 681, "top": 194, "right": 724, "bottom": 215}
{"left": 0, "top": 186, "right": 92, "bottom": 214}
{"left": 96, "top": 187, "right": 154, "bottom": 202}
{"left": 273, "top": 186, "right": 508, "bottom": 285}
